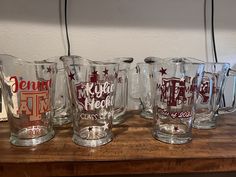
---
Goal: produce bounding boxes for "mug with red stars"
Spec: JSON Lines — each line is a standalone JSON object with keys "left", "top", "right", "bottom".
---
{"left": 61, "top": 56, "right": 119, "bottom": 147}
{"left": 152, "top": 58, "right": 204, "bottom": 144}
{"left": 193, "top": 62, "right": 231, "bottom": 129}
{"left": 0, "top": 54, "right": 57, "bottom": 146}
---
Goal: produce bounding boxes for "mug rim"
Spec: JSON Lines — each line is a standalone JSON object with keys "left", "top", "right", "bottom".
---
{"left": 0, "top": 54, "right": 57, "bottom": 66}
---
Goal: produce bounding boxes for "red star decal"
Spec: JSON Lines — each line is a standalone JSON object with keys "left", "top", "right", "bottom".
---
{"left": 90, "top": 70, "right": 99, "bottom": 82}
{"left": 174, "top": 126, "right": 179, "bottom": 131}
{"left": 149, "top": 74, "right": 153, "bottom": 78}
{"left": 103, "top": 68, "right": 109, "bottom": 75}
{"left": 115, "top": 72, "right": 118, "bottom": 78}
{"left": 92, "top": 70, "right": 98, "bottom": 75}
{"left": 159, "top": 67, "right": 167, "bottom": 76}
{"left": 135, "top": 66, "right": 139, "bottom": 73}
{"left": 118, "top": 77, "right": 122, "bottom": 83}
{"left": 68, "top": 71, "right": 75, "bottom": 80}
{"left": 47, "top": 67, "right": 52, "bottom": 73}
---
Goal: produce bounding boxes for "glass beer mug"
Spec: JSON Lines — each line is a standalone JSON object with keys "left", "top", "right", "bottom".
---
{"left": 61, "top": 56, "right": 119, "bottom": 147}
{"left": 152, "top": 58, "right": 204, "bottom": 144}
{"left": 129, "top": 57, "right": 162, "bottom": 119}
{"left": 46, "top": 57, "right": 72, "bottom": 126}
{"left": 193, "top": 62, "right": 230, "bottom": 129}
{"left": 0, "top": 54, "right": 57, "bottom": 146}
{"left": 219, "top": 68, "right": 236, "bottom": 115}
{"left": 194, "top": 64, "right": 236, "bottom": 129}
{"left": 60, "top": 55, "right": 133, "bottom": 125}
{"left": 134, "top": 62, "right": 154, "bottom": 119}
{"left": 112, "top": 57, "right": 133, "bottom": 125}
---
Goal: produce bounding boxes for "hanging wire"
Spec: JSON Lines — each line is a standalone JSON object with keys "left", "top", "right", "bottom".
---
{"left": 65, "top": 0, "right": 71, "bottom": 56}
{"left": 211, "top": 0, "right": 218, "bottom": 63}
{"left": 210, "top": 0, "right": 226, "bottom": 106}
{"left": 203, "top": 0, "right": 209, "bottom": 61}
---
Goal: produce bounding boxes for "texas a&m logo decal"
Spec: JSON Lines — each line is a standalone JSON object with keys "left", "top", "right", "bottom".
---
{"left": 10, "top": 76, "right": 51, "bottom": 121}
{"left": 157, "top": 67, "right": 197, "bottom": 119}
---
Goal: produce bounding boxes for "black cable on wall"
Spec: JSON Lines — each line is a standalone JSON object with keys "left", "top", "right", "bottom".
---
{"left": 211, "top": 0, "right": 218, "bottom": 63}
{"left": 210, "top": 0, "right": 226, "bottom": 106}
{"left": 65, "top": 0, "right": 71, "bottom": 56}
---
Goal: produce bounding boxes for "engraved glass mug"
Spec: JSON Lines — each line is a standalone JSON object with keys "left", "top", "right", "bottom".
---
{"left": 193, "top": 63, "right": 230, "bottom": 129}
{"left": 60, "top": 55, "right": 132, "bottom": 125}
{"left": 152, "top": 58, "right": 204, "bottom": 144}
{"left": 61, "top": 56, "right": 119, "bottom": 147}
{"left": 0, "top": 54, "right": 57, "bottom": 146}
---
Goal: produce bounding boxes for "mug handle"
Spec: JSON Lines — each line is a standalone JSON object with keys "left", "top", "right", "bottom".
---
{"left": 218, "top": 69, "right": 236, "bottom": 114}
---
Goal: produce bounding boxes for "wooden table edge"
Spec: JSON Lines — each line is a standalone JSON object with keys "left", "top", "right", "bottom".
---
{"left": 1, "top": 157, "right": 236, "bottom": 176}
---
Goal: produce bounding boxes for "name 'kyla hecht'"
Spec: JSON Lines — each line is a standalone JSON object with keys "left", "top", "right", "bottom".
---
{"left": 9, "top": 76, "right": 52, "bottom": 93}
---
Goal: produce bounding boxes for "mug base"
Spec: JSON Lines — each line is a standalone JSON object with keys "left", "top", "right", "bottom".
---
{"left": 112, "top": 109, "right": 127, "bottom": 125}
{"left": 193, "top": 113, "right": 217, "bottom": 129}
{"left": 10, "top": 128, "right": 55, "bottom": 146}
{"left": 72, "top": 126, "right": 113, "bottom": 147}
{"left": 112, "top": 115, "right": 126, "bottom": 126}
{"left": 140, "top": 111, "right": 153, "bottom": 120}
{"left": 53, "top": 116, "right": 72, "bottom": 126}
{"left": 152, "top": 131, "right": 192, "bottom": 144}
{"left": 193, "top": 122, "right": 216, "bottom": 129}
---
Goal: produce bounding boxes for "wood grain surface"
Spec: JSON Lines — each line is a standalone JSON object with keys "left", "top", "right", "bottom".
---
{"left": 0, "top": 112, "right": 236, "bottom": 176}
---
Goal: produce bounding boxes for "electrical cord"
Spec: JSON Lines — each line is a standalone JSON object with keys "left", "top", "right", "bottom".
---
{"left": 204, "top": 0, "right": 226, "bottom": 106}
{"left": 65, "top": 0, "right": 71, "bottom": 56}
{"left": 211, "top": 0, "right": 218, "bottom": 63}
{"left": 210, "top": 0, "right": 226, "bottom": 106}
{"left": 203, "top": 0, "right": 208, "bottom": 60}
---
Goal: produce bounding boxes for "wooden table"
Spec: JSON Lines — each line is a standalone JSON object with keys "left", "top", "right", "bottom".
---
{"left": 0, "top": 112, "right": 236, "bottom": 177}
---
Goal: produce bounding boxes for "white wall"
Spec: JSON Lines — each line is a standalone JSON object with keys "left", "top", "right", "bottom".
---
{"left": 0, "top": 0, "right": 236, "bottom": 109}
{"left": 1, "top": 0, "right": 236, "bottom": 64}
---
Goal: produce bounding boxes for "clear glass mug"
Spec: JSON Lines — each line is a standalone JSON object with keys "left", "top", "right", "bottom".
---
{"left": 0, "top": 85, "right": 7, "bottom": 121}
{"left": 193, "top": 64, "right": 236, "bottom": 129}
{"left": 193, "top": 63, "right": 230, "bottom": 129}
{"left": 130, "top": 57, "right": 202, "bottom": 119}
{"left": 86, "top": 56, "right": 133, "bottom": 125}
{"left": 46, "top": 57, "right": 72, "bottom": 126}
{"left": 60, "top": 55, "right": 133, "bottom": 125}
{"left": 0, "top": 54, "right": 57, "bottom": 146}
{"left": 129, "top": 57, "right": 162, "bottom": 119}
{"left": 152, "top": 58, "right": 204, "bottom": 144}
{"left": 133, "top": 62, "right": 154, "bottom": 119}
{"left": 61, "top": 56, "right": 119, "bottom": 147}
{"left": 218, "top": 68, "right": 236, "bottom": 115}
{"left": 112, "top": 57, "right": 133, "bottom": 125}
